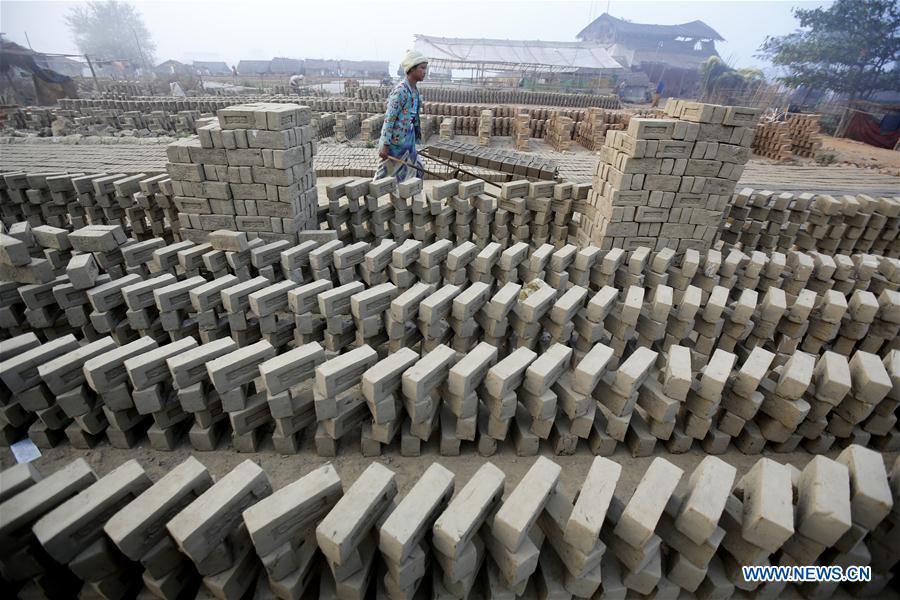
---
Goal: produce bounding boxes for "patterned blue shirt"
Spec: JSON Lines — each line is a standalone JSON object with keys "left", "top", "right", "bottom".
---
{"left": 379, "top": 80, "right": 420, "bottom": 155}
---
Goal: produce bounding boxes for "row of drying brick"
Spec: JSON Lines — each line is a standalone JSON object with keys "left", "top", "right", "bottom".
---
{"left": 4, "top": 220, "right": 898, "bottom": 365}
{"left": 0, "top": 170, "right": 180, "bottom": 257}
{"left": 320, "top": 176, "right": 589, "bottom": 251}
{"left": 1, "top": 284, "right": 897, "bottom": 458}
{"left": 1, "top": 449, "right": 897, "bottom": 599}
{"left": 721, "top": 187, "right": 900, "bottom": 258}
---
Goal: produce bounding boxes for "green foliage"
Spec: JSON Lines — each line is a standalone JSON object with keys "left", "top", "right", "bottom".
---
{"left": 65, "top": 1, "right": 157, "bottom": 67}
{"left": 758, "top": 0, "right": 899, "bottom": 99}
{"left": 699, "top": 57, "right": 764, "bottom": 99}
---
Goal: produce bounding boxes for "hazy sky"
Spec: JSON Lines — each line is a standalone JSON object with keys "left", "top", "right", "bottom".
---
{"left": 2, "top": 0, "right": 831, "bottom": 76}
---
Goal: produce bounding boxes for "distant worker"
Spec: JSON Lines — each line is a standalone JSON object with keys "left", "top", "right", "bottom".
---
{"left": 289, "top": 74, "right": 305, "bottom": 95}
{"left": 651, "top": 80, "right": 665, "bottom": 107}
{"left": 375, "top": 50, "right": 428, "bottom": 183}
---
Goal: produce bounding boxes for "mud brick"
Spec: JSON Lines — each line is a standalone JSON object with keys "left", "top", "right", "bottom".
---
{"left": 318, "top": 282, "right": 365, "bottom": 317}
{"left": 835, "top": 444, "right": 892, "bottom": 530}
{"left": 732, "top": 346, "right": 776, "bottom": 398}
{"left": 315, "top": 345, "right": 378, "bottom": 398}
{"left": 539, "top": 490, "right": 605, "bottom": 579}
{"left": 220, "top": 276, "right": 269, "bottom": 314}
{"left": 69, "top": 225, "right": 126, "bottom": 252}
{"left": 287, "top": 279, "right": 333, "bottom": 315}
{"left": 122, "top": 274, "right": 178, "bottom": 310}
{"left": 565, "top": 457, "right": 621, "bottom": 554}
{"left": 168, "top": 337, "right": 238, "bottom": 389}
{"left": 83, "top": 337, "right": 158, "bottom": 393}
{"left": 482, "top": 347, "right": 537, "bottom": 399}
{"left": 514, "top": 280, "right": 556, "bottom": 323}
{"left": 153, "top": 276, "right": 206, "bottom": 313}
{"left": 120, "top": 238, "right": 165, "bottom": 268}
{"left": 379, "top": 463, "right": 454, "bottom": 565}
{"left": 0, "top": 232, "right": 31, "bottom": 266}
{"left": 433, "top": 464, "right": 505, "bottom": 567}
{"left": 125, "top": 338, "right": 198, "bottom": 390}
{"left": 0, "top": 458, "right": 96, "bottom": 549}
{"left": 848, "top": 351, "right": 892, "bottom": 404}
{"left": 402, "top": 344, "right": 457, "bottom": 401}
{"left": 256, "top": 342, "right": 323, "bottom": 398}
{"left": 350, "top": 283, "right": 398, "bottom": 321}
{"left": 241, "top": 465, "right": 341, "bottom": 562}
{"left": 609, "top": 346, "right": 658, "bottom": 396}
{"left": 248, "top": 280, "right": 299, "bottom": 317}
{"left": 228, "top": 392, "right": 271, "bottom": 435}
{"left": 490, "top": 456, "right": 560, "bottom": 553}
{"left": 166, "top": 460, "right": 271, "bottom": 565}
{"left": 614, "top": 458, "right": 683, "bottom": 549}
{"left": 200, "top": 527, "right": 259, "bottom": 597}
{"left": 673, "top": 456, "right": 736, "bottom": 546}
{"left": 797, "top": 456, "right": 852, "bottom": 546}
{"left": 361, "top": 347, "right": 418, "bottom": 404}
{"left": 206, "top": 340, "right": 276, "bottom": 393}
{"left": 775, "top": 351, "right": 815, "bottom": 399}
{"left": 315, "top": 462, "right": 396, "bottom": 567}
{"left": 520, "top": 344, "right": 570, "bottom": 397}
{"left": 0, "top": 334, "right": 79, "bottom": 393}
{"left": 446, "top": 342, "right": 498, "bottom": 403}
{"left": 418, "top": 284, "right": 462, "bottom": 324}
{"left": 0, "top": 332, "right": 40, "bottom": 363}
{"left": 0, "top": 463, "right": 42, "bottom": 504}
{"left": 38, "top": 337, "right": 117, "bottom": 395}
{"left": 572, "top": 343, "right": 614, "bottom": 395}
{"left": 33, "top": 460, "right": 151, "bottom": 564}
{"left": 738, "top": 457, "right": 795, "bottom": 552}
{"left": 189, "top": 275, "right": 238, "bottom": 312}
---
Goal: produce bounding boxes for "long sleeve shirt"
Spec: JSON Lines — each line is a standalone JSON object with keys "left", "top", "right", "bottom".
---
{"left": 378, "top": 80, "right": 420, "bottom": 155}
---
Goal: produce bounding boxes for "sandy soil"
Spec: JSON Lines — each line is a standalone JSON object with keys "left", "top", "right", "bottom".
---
{"left": 819, "top": 135, "right": 900, "bottom": 177}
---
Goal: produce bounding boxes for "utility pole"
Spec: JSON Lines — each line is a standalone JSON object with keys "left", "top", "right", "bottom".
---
{"left": 24, "top": 31, "right": 33, "bottom": 50}
{"left": 130, "top": 25, "right": 149, "bottom": 74}
{"left": 84, "top": 54, "right": 100, "bottom": 91}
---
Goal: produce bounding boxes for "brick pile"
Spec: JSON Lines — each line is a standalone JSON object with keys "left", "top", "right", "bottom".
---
{"left": 478, "top": 110, "right": 492, "bottom": 147}
{"left": 544, "top": 112, "right": 574, "bottom": 152}
{"left": 579, "top": 100, "right": 761, "bottom": 253}
{"left": 751, "top": 119, "right": 793, "bottom": 161}
{"left": 166, "top": 102, "right": 319, "bottom": 245}
{"left": 786, "top": 113, "right": 822, "bottom": 158}
{"left": 512, "top": 112, "right": 530, "bottom": 151}
{"left": 360, "top": 114, "right": 384, "bottom": 143}
{"left": 721, "top": 188, "right": 900, "bottom": 257}
{"left": 2, "top": 226, "right": 898, "bottom": 454}
{"left": 334, "top": 113, "right": 361, "bottom": 142}
{"left": 1, "top": 453, "right": 896, "bottom": 599}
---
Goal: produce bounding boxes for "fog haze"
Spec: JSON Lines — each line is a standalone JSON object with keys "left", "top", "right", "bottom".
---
{"left": 1, "top": 0, "right": 831, "bottom": 76}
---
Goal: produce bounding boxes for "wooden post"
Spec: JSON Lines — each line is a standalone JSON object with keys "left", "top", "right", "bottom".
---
{"left": 84, "top": 55, "right": 100, "bottom": 92}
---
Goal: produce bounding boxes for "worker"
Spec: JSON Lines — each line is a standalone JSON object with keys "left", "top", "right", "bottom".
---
{"left": 651, "top": 80, "right": 665, "bottom": 107}
{"left": 289, "top": 74, "right": 304, "bottom": 95}
{"left": 374, "top": 50, "right": 428, "bottom": 183}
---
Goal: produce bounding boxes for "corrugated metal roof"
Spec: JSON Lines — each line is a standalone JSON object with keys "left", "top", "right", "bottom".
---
{"left": 413, "top": 35, "right": 625, "bottom": 73}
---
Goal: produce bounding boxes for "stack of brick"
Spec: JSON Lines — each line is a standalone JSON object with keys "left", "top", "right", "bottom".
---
{"left": 31, "top": 460, "right": 152, "bottom": 598}
{"left": 1, "top": 334, "right": 81, "bottom": 447}
{"left": 378, "top": 463, "right": 454, "bottom": 597}
{"left": 634, "top": 344, "right": 691, "bottom": 453}
{"left": 785, "top": 112, "right": 822, "bottom": 158}
{"left": 104, "top": 457, "right": 213, "bottom": 600}
{"left": 544, "top": 111, "right": 574, "bottom": 152}
{"left": 243, "top": 463, "right": 342, "bottom": 598}
{"left": 575, "top": 107, "right": 623, "bottom": 151}
{"left": 315, "top": 462, "right": 397, "bottom": 599}
{"left": 478, "top": 109, "right": 492, "bottom": 146}
{"left": 0, "top": 459, "right": 97, "bottom": 598}
{"left": 205, "top": 339, "right": 276, "bottom": 452}
{"left": 794, "top": 193, "right": 900, "bottom": 256}
{"left": 604, "top": 457, "right": 684, "bottom": 595}
{"left": 439, "top": 117, "right": 454, "bottom": 139}
{"left": 592, "top": 346, "right": 657, "bottom": 447}
{"left": 861, "top": 454, "right": 900, "bottom": 595}
{"left": 167, "top": 336, "right": 238, "bottom": 451}
{"left": 716, "top": 347, "right": 776, "bottom": 454}
{"left": 751, "top": 119, "right": 793, "bottom": 161}
{"left": 512, "top": 111, "right": 530, "bottom": 151}
{"left": 166, "top": 102, "right": 318, "bottom": 245}
{"left": 166, "top": 460, "right": 272, "bottom": 599}
{"left": 401, "top": 344, "right": 458, "bottom": 452}
{"left": 335, "top": 112, "right": 361, "bottom": 141}
{"left": 432, "top": 463, "right": 504, "bottom": 597}
{"left": 661, "top": 456, "right": 736, "bottom": 596}
{"left": 360, "top": 114, "right": 385, "bottom": 143}
{"left": 313, "top": 345, "right": 377, "bottom": 456}
{"left": 581, "top": 101, "right": 760, "bottom": 252}
{"left": 3, "top": 451, "right": 900, "bottom": 598}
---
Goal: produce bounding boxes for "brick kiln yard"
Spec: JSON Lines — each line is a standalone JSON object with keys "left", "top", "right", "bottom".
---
{"left": 1, "top": 96, "right": 899, "bottom": 600}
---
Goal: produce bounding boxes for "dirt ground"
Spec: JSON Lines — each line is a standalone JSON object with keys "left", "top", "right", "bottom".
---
{"left": 819, "top": 135, "right": 900, "bottom": 177}
{"left": 3, "top": 436, "right": 897, "bottom": 517}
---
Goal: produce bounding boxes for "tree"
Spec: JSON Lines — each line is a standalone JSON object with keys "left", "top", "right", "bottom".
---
{"left": 65, "top": 1, "right": 157, "bottom": 69}
{"left": 699, "top": 56, "right": 765, "bottom": 102}
{"left": 758, "top": 0, "right": 899, "bottom": 100}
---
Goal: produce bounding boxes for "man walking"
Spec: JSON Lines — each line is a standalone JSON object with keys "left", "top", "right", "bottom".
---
{"left": 375, "top": 50, "right": 428, "bottom": 183}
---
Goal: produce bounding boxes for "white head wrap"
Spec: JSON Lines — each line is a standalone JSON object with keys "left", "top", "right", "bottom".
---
{"left": 401, "top": 50, "right": 428, "bottom": 74}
